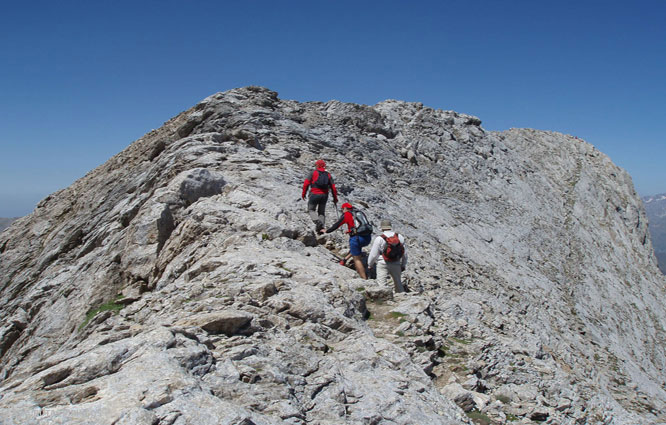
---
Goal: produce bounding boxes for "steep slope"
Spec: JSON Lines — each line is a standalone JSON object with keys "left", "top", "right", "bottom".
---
{"left": 643, "top": 193, "right": 666, "bottom": 273}
{"left": 0, "top": 87, "right": 664, "bottom": 424}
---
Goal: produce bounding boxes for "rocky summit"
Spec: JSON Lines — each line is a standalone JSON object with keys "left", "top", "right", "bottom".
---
{"left": 1, "top": 86, "right": 665, "bottom": 425}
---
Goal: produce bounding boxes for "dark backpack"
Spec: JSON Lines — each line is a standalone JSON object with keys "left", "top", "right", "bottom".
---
{"left": 312, "top": 170, "right": 331, "bottom": 190}
{"left": 353, "top": 210, "right": 373, "bottom": 236}
{"left": 381, "top": 233, "right": 404, "bottom": 262}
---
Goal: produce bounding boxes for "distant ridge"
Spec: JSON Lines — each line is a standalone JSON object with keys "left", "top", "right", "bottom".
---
{"left": 643, "top": 193, "right": 666, "bottom": 274}
{"left": 0, "top": 217, "right": 18, "bottom": 233}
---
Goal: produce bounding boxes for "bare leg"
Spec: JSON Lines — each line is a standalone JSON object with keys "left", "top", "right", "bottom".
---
{"left": 352, "top": 255, "right": 367, "bottom": 279}
{"left": 338, "top": 253, "right": 352, "bottom": 266}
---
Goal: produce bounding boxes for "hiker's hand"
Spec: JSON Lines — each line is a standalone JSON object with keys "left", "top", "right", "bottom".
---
{"left": 319, "top": 229, "right": 326, "bottom": 234}
{"left": 301, "top": 196, "right": 305, "bottom": 201}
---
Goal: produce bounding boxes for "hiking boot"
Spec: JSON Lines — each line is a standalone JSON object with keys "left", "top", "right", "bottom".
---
{"left": 315, "top": 220, "right": 324, "bottom": 232}
{"left": 339, "top": 260, "right": 346, "bottom": 266}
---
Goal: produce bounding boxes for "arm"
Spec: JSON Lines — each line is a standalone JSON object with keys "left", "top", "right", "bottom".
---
{"left": 301, "top": 172, "right": 313, "bottom": 199}
{"left": 326, "top": 211, "right": 354, "bottom": 233}
{"left": 367, "top": 236, "right": 383, "bottom": 268}
{"left": 324, "top": 214, "right": 345, "bottom": 233}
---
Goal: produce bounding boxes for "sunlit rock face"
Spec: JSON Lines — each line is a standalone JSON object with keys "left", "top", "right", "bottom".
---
{"left": 1, "top": 86, "right": 664, "bottom": 425}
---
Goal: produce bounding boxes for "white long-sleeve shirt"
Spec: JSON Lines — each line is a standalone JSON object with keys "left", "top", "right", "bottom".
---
{"left": 367, "top": 231, "right": 407, "bottom": 269}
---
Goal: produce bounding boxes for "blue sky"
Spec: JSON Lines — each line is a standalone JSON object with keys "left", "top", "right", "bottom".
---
{"left": 1, "top": 0, "right": 665, "bottom": 217}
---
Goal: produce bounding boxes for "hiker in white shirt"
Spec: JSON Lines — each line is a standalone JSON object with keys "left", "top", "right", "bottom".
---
{"left": 367, "top": 219, "right": 408, "bottom": 293}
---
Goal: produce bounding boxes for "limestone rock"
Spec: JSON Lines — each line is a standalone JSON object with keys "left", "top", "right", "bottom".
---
{"left": 0, "top": 86, "right": 665, "bottom": 424}
{"left": 176, "top": 310, "right": 254, "bottom": 336}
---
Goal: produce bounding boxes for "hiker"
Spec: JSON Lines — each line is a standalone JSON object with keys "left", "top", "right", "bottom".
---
{"left": 367, "top": 219, "right": 408, "bottom": 293}
{"left": 302, "top": 159, "right": 339, "bottom": 232}
{"left": 319, "top": 202, "right": 372, "bottom": 279}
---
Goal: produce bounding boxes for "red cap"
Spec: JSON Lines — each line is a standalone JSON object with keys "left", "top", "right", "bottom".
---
{"left": 341, "top": 202, "right": 352, "bottom": 209}
{"left": 315, "top": 159, "right": 326, "bottom": 169}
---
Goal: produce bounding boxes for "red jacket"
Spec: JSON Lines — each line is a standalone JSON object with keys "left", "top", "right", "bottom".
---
{"left": 325, "top": 210, "right": 355, "bottom": 234}
{"left": 302, "top": 167, "right": 339, "bottom": 202}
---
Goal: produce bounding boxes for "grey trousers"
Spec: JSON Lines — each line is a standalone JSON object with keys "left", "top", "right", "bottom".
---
{"left": 308, "top": 193, "right": 327, "bottom": 226}
{"left": 376, "top": 260, "right": 404, "bottom": 293}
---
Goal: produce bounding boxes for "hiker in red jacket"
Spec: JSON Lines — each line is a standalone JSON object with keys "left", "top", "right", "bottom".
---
{"left": 320, "top": 202, "right": 371, "bottom": 279}
{"left": 302, "top": 159, "right": 339, "bottom": 232}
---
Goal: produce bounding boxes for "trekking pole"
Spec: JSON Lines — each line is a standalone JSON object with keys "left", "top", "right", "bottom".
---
{"left": 334, "top": 201, "right": 339, "bottom": 219}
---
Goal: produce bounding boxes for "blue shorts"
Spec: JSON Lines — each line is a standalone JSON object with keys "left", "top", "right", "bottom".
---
{"left": 349, "top": 234, "right": 371, "bottom": 256}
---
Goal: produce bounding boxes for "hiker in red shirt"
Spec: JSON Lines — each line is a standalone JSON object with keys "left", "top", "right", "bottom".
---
{"left": 302, "top": 159, "right": 339, "bottom": 232}
{"left": 320, "top": 202, "right": 372, "bottom": 279}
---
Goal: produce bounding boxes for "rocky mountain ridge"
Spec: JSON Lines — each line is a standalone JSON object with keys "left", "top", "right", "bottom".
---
{"left": 643, "top": 193, "right": 666, "bottom": 274}
{"left": 1, "top": 86, "right": 664, "bottom": 424}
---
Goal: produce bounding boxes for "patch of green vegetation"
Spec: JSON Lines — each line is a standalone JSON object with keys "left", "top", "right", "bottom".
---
{"left": 355, "top": 287, "right": 366, "bottom": 292}
{"left": 273, "top": 262, "right": 293, "bottom": 273}
{"left": 446, "top": 351, "right": 467, "bottom": 359}
{"left": 450, "top": 337, "right": 472, "bottom": 345}
{"left": 466, "top": 410, "right": 492, "bottom": 425}
{"left": 262, "top": 233, "right": 270, "bottom": 240}
{"left": 79, "top": 296, "right": 125, "bottom": 330}
{"left": 496, "top": 394, "right": 511, "bottom": 404}
{"left": 389, "top": 311, "right": 408, "bottom": 319}
{"left": 506, "top": 413, "right": 519, "bottom": 421}
{"left": 396, "top": 331, "right": 405, "bottom": 337}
